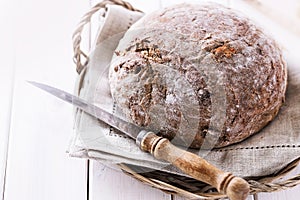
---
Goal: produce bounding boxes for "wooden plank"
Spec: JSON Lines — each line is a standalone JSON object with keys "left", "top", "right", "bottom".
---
{"left": 161, "top": 0, "right": 231, "bottom": 7}
{"left": 125, "top": 0, "right": 161, "bottom": 13}
{"left": 90, "top": 162, "right": 171, "bottom": 200}
{"left": 3, "top": 1, "right": 90, "bottom": 200}
{"left": 242, "top": 0, "right": 300, "bottom": 37}
{"left": 88, "top": 0, "right": 171, "bottom": 199}
{"left": 0, "top": 1, "right": 15, "bottom": 199}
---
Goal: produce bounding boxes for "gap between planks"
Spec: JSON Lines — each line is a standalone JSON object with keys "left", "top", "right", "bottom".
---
{"left": 0, "top": 0, "right": 16, "bottom": 199}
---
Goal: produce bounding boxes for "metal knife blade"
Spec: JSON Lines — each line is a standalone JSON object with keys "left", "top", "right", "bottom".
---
{"left": 28, "top": 81, "right": 144, "bottom": 140}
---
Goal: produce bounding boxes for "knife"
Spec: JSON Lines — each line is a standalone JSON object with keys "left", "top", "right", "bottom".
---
{"left": 29, "top": 81, "right": 249, "bottom": 200}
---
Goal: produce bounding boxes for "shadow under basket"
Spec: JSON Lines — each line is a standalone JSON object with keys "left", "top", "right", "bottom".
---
{"left": 72, "top": 0, "right": 300, "bottom": 199}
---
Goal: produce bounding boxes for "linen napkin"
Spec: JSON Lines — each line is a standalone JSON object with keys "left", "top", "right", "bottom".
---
{"left": 69, "top": 4, "right": 300, "bottom": 178}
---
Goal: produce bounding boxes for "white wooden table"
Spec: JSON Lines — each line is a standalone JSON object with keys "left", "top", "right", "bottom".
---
{"left": 1, "top": 0, "right": 300, "bottom": 200}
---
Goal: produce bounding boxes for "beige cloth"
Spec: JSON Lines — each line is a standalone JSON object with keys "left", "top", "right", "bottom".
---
{"left": 69, "top": 4, "right": 300, "bottom": 178}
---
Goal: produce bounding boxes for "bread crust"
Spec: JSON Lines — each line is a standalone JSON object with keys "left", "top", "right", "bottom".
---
{"left": 109, "top": 3, "right": 287, "bottom": 148}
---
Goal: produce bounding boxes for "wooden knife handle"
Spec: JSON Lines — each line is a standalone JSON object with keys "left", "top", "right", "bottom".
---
{"left": 136, "top": 131, "right": 250, "bottom": 200}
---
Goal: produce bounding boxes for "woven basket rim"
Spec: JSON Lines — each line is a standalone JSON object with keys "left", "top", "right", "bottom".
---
{"left": 118, "top": 158, "right": 300, "bottom": 199}
{"left": 72, "top": 0, "right": 300, "bottom": 198}
{"left": 72, "top": 0, "right": 142, "bottom": 74}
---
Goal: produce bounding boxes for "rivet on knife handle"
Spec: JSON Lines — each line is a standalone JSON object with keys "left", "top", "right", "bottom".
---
{"left": 136, "top": 131, "right": 250, "bottom": 200}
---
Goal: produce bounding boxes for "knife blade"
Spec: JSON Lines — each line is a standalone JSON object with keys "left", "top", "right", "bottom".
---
{"left": 29, "top": 81, "right": 249, "bottom": 200}
{"left": 28, "top": 81, "right": 144, "bottom": 141}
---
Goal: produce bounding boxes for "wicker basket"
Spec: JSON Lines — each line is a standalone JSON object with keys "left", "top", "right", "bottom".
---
{"left": 72, "top": 1, "right": 300, "bottom": 199}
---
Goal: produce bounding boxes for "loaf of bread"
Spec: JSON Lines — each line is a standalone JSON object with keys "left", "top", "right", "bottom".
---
{"left": 109, "top": 3, "right": 287, "bottom": 148}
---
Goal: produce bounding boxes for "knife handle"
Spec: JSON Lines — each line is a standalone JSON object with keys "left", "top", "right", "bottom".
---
{"left": 136, "top": 131, "right": 249, "bottom": 200}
